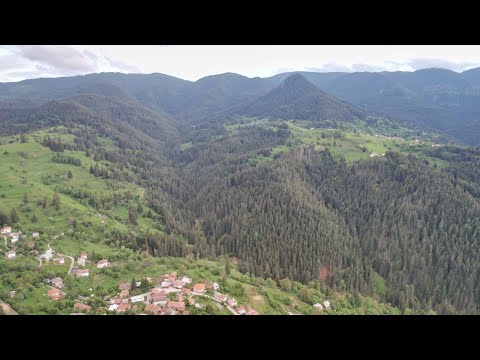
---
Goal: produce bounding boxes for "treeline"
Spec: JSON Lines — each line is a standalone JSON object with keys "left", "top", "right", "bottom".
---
{"left": 52, "top": 153, "right": 82, "bottom": 166}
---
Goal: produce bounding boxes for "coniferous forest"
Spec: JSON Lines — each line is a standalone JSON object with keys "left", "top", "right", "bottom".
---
{"left": 1, "top": 71, "right": 480, "bottom": 314}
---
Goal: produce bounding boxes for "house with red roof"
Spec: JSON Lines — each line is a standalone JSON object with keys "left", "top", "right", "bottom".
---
{"left": 120, "top": 289, "right": 129, "bottom": 298}
{"left": 47, "top": 288, "right": 63, "bottom": 300}
{"left": 145, "top": 304, "right": 161, "bottom": 315}
{"left": 74, "top": 303, "right": 92, "bottom": 312}
{"left": 214, "top": 292, "right": 228, "bottom": 303}
{"left": 167, "top": 301, "right": 185, "bottom": 312}
{"left": 227, "top": 298, "right": 238, "bottom": 307}
{"left": 192, "top": 283, "right": 205, "bottom": 293}
{"left": 172, "top": 280, "right": 184, "bottom": 289}
{"left": 119, "top": 282, "right": 131, "bottom": 291}
{"left": 116, "top": 303, "right": 131, "bottom": 313}
{"left": 237, "top": 306, "right": 246, "bottom": 315}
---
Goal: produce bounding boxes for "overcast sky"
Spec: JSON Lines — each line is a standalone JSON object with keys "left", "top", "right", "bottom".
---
{"left": 1, "top": 45, "right": 480, "bottom": 83}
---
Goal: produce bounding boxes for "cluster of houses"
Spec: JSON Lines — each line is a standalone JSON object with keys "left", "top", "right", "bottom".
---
{"left": 105, "top": 271, "right": 258, "bottom": 316}
{"left": 70, "top": 252, "right": 111, "bottom": 278}
{"left": 313, "top": 300, "right": 331, "bottom": 311}
{"left": 2, "top": 225, "right": 40, "bottom": 259}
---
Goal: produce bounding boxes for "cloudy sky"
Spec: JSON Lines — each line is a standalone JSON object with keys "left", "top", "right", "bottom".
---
{"left": 1, "top": 45, "right": 480, "bottom": 82}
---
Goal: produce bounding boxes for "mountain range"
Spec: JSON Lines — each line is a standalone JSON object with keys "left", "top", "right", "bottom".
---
{"left": 2, "top": 67, "right": 480, "bottom": 143}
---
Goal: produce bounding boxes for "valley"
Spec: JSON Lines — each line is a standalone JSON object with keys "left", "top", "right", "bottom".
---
{"left": 1, "top": 69, "right": 479, "bottom": 315}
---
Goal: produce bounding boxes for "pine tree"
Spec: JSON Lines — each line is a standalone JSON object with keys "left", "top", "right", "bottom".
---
{"left": 23, "top": 192, "right": 29, "bottom": 204}
{"left": 20, "top": 133, "right": 28, "bottom": 143}
{"left": 53, "top": 192, "right": 61, "bottom": 210}
{"left": 225, "top": 256, "right": 231, "bottom": 276}
{"left": 10, "top": 208, "right": 19, "bottom": 223}
{"left": 31, "top": 213, "right": 38, "bottom": 223}
{"left": 42, "top": 197, "right": 48, "bottom": 209}
{"left": 67, "top": 170, "right": 73, "bottom": 179}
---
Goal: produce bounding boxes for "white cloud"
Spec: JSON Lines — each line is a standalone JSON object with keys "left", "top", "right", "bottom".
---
{"left": 1, "top": 45, "right": 480, "bottom": 82}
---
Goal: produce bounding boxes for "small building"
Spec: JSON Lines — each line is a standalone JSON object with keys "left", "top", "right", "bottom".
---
{"left": 135, "top": 281, "right": 141, "bottom": 287}
{"left": 181, "top": 288, "right": 191, "bottom": 295}
{"left": 130, "top": 295, "right": 145, "bottom": 303}
{"left": 246, "top": 310, "right": 259, "bottom": 315}
{"left": 76, "top": 269, "right": 89, "bottom": 278}
{"left": 146, "top": 277, "right": 152, "bottom": 283}
{"left": 156, "top": 277, "right": 164, "bottom": 286}
{"left": 166, "top": 308, "right": 177, "bottom": 316}
{"left": 323, "top": 300, "right": 331, "bottom": 309}
{"left": 119, "top": 283, "right": 131, "bottom": 291}
{"left": 108, "top": 304, "right": 118, "bottom": 312}
{"left": 150, "top": 288, "right": 165, "bottom": 295}
{"left": 237, "top": 306, "right": 246, "bottom": 315}
{"left": 47, "top": 288, "right": 63, "bottom": 300}
{"left": 214, "top": 292, "right": 228, "bottom": 303}
{"left": 180, "top": 276, "right": 192, "bottom": 285}
{"left": 192, "top": 283, "right": 205, "bottom": 293}
{"left": 74, "top": 303, "right": 92, "bottom": 312}
{"left": 167, "top": 301, "right": 185, "bottom": 312}
{"left": 5, "top": 251, "right": 16, "bottom": 259}
{"left": 77, "top": 257, "right": 86, "bottom": 267}
{"left": 151, "top": 293, "right": 168, "bottom": 307}
{"left": 172, "top": 280, "right": 184, "bottom": 289}
{"left": 96, "top": 259, "right": 110, "bottom": 269}
{"left": 188, "top": 298, "right": 195, "bottom": 306}
{"left": 194, "top": 303, "right": 204, "bottom": 309}
{"left": 161, "top": 281, "right": 171, "bottom": 288}
{"left": 54, "top": 257, "right": 65, "bottom": 265}
{"left": 166, "top": 276, "right": 175, "bottom": 283}
{"left": 116, "top": 303, "right": 131, "bottom": 313}
{"left": 32, "top": 232, "right": 40, "bottom": 238}
{"left": 120, "top": 289, "right": 130, "bottom": 299}
{"left": 11, "top": 235, "right": 19, "bottom": 244}
{"left": 227, "top": 298, "right": 238, "bottom": 307}
{"left": 79, "top": 252, "right": 88, "bottom": 259}
{"left": 213, "top": 282, "right": 220, "bottom": 291}
{"left": 51, "top": 277, "right": 64, "bottom": 289}
{"left": 313, "top": 303, "right": 324, "bottom": 310}
{"left": 144, "top": 304, "right": 161, "bottom": 315}
{"left": 0, "top": 226, "right": 12, "bottom": 235}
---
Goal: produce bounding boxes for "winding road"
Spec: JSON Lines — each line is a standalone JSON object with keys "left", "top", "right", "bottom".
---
{"left": 47, "top": 233, "right": 75, "bottom": 274}
{"left": 0, "top": 299, "right": 18, "bottom": 315}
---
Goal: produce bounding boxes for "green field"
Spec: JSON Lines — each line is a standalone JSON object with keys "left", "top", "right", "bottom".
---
{"left": 226, "top": 118, "right": 449, "bottom": 167}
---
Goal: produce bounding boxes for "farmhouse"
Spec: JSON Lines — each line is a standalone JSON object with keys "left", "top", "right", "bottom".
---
{"left": 116, "top": 303, "right": 131, "bottom": 313}
{"left": 214, "top": 292, "right": 228, "bottom": 303}
{"left": 237, "top": 306, "right": 246, "bottom": 315}
{"left": 5, "top": 251, "right": 16, "bottom": 259}
{"left": 213, "top": 282, "right": 220, "bottom": 291}
{"left": 51, "top": 277, "right": 64, "bottom": 289}
{"left": 323, "top": 300, "right": 331, "bottom": 309}
{"left": 32, "top": 232, "right": 39, "bottom": 238}
{"left": 131, "top": 295, "right": 145, "bottom": 303}
{"left": 181, "top": 288, "right": 192, "bottom": 295}
{"left": 76, "top": 269, "right": 89, "bottom": 278}
{"left": 144, "top": 304, "right": 161, "bottom": 315}
{"left": 161, "top": 281, "right": 171, "bottom": 288}
{"left": 54, "top": 257, "right": 65, "bottom": 265}
{"left": 47, "top": 288, "right": 63, "bottom": 300}
{"left": 151, "top": 294, "right": 168, "bottom": 307}
{"left": 313, "top": 303, "right": 324, "bottom": 310}
{"left": 227, "top": 298, "right": 238, "bottom": 307}
{"left": 192, "top": 283, "right": 205, "bottom": 293}
{"left": 172, "top": 280, "right": 184, "bottom": 289}
{"left": 1, "top": 226, "right": 12, "bottom": 234}
{"left": 96, "top": 259, "right": 110, "bottom": 269}
{"left": 74, "top": 303, "right": 92, "bottom": 312}
{"left": 119, "top": 283, "right": 131, "bottom": 291}
{"left": 167, "top": 301, "right": 185, "bottom": 312}
{"left": 180, "top": 276, "right": 192, "bottom": 285}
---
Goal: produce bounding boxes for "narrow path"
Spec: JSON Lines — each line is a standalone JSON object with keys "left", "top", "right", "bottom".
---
{"left": 0, "top": 299, "right": 18, "bottom": 315}
{"left": 47, "top": 233, "right": 74, "bottom": 274}
{"left": 35, "top": 256, "right": 42, "bottom": 270}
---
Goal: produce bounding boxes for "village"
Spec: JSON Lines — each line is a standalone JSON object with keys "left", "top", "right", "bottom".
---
{"left": 3, "top": 223, "right": 336, "bottom": 315}
{"left": 2, "top": 224, "right": 260, "bottom": 315}
{"left": 46, "top": 253, "right": 260, "bottom": 315}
